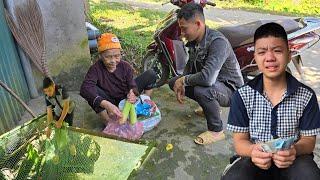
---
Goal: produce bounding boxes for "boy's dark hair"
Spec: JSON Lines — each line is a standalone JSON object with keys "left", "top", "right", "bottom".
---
{"left": 177, "top": 3, "right": 205, "bottom": 22}
{"left": 43, "top": 76, "right": 54, "bottom": 89}
{"left": 254, "top": 22, "right": 288, "bottom": 47}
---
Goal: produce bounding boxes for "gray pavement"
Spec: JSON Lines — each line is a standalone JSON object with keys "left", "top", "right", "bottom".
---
{"left": 20, "top": 1, "right": 320, "bottom": 179}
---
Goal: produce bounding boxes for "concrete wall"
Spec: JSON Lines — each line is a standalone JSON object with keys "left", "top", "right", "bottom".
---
{"left": 5, "top": 0, "right": 91, "bottom": 92}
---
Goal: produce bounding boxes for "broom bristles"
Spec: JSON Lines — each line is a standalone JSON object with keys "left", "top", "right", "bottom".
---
{"left": 5, "top": 0, "right": 49, "bottom": 76}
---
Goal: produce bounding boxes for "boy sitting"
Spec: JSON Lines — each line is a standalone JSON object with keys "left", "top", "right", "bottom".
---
{"left": 222, "top": 23, "right": 320, "bottom": 179}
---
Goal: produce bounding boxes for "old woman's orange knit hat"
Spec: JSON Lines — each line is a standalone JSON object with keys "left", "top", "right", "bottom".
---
{"left": 97, "top": 33, "right": 121, "bottom": 52}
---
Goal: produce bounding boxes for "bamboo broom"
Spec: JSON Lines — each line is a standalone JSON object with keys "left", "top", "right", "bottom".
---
{"left": 5, "top": 0, "right": 48, "bottom": 76}
{"left": 3, "top": 0, "right": 48, "bottom": 117}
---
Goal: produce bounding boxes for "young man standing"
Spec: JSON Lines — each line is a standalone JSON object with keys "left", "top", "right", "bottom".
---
{"left": 223, "top": 23, "right": 320, "bottom": 179}
{"left": 80, "top": 33, "right": 157, "bottom": 125}
{"left": 168, "top": 3, "right": 244, "bottom": 145}
{"left": 43, "top": 77, "right": 74, "bottom": 137}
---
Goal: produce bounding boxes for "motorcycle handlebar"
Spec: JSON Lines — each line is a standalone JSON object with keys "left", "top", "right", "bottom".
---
{"left": 206, "top": 1, "right": 216, "bottom": 7}
{"left": 168, "top": 0, "right": 216, "bottom": 7}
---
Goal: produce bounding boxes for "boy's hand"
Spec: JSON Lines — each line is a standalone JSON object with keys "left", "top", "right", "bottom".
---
{"left": 55, "top": 121, "right": 63, "bottom": 128}
{"left": 127, "top": 89, "right": 136, "bottom": 104}
{"left": 251, "top": 144, "right": 273, "bottom": 170}
{"left": 45, "top": 127, "right": 51, "bottom": 138}
{"left": 273, "top": 145, "right": 296, "bottom": 168}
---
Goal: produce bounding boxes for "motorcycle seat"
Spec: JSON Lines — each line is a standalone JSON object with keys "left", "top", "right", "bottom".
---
{"left": 218, "top": 19, "right": 300, "bottom": 48}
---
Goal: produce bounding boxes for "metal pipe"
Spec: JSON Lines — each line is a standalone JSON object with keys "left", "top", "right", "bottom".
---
{"left": 17, "top": 46, "right": 39, "bottom": 98}
{"left": 88, "top": 39, "right": 98, "bottom": 50}
{"left": 86, "top": 22, "right": 100, "bottom": 52}
{"left": 86, "top": 22, "right": 99, "bottom": 31}
{"left": 87, "top": 29, "right": 100, "bottom": 40}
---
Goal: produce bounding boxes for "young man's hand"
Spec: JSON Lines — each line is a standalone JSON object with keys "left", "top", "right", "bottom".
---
{"left": 173, "top": 76, "right": 185, "bottom": 104}
{"left": 272, "top": 146, "right": 296, "bottom": 168}
{"left": 251, "top": 144, "right": 273, "bottom": 170}
{"left": 127, "top": 89, "right": 137, "bottom": 104}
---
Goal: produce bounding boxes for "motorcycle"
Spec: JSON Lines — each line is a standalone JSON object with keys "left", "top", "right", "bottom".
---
{"left": 142, "top": 0, "right": 320, "bottom": 87}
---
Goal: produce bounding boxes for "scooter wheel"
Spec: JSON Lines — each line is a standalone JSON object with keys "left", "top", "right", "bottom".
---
{"left": 141, "top": 52, "right": 170, "bottom": 87}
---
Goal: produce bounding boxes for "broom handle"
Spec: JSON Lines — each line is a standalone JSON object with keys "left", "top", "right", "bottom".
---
{"left": 0, "top": 80, "right": 36, "bottom": 118}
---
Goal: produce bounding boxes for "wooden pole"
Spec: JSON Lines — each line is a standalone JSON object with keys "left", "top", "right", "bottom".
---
{"left": 0, "top": 80, "right": 36, "bottom": 118}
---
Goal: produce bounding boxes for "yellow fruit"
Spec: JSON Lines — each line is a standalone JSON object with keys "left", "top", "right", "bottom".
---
{"left": 166, "top": 143, "right": 173, "bottom": 151}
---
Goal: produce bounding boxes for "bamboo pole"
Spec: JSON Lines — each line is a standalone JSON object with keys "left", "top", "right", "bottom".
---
{"left": 0, "top": 80, "right": 36, "bottom": 118}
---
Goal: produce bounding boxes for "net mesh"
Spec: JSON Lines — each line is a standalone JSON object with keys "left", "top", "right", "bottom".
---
{"left": 0, "top": 115, "right": 153, "bottom": 179}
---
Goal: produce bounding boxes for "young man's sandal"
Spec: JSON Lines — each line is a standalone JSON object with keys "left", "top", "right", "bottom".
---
{"left": 194, "top": 131, "right": 225, "bottom": 145}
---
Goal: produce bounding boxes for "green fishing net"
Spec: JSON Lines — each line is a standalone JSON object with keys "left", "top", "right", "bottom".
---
{"left": 0, "top": 115, "right": 154, "bottom": 179}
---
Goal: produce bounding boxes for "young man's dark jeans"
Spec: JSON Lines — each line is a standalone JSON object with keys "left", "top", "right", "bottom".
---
{"left": 168, "top": 76, "right": 234, "bottom": 132}
{"left": 222, "top": 154, "right": 320, "bottom": 180}
{"left": 93, "top": 69, "right": 157, "bottom": 113}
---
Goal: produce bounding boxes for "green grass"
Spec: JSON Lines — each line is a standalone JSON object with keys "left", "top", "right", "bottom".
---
{"left": 216, "top": 0, "right": 320, "bottom": 17}
{"left": 88, "top": 0, "right": 167, "bottom": 71}
{"left": 143, "top": 0, "right": 320, "bottom": 17}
